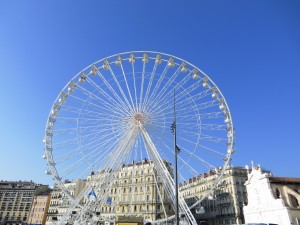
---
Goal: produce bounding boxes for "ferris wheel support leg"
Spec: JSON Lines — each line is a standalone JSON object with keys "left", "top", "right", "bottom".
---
{"left": 140, "top": 126, "right": 197, "bottom": 225}
{"left": 57, "top": 129, "right": 138, "bottom": 225}
{"left": 69, "top": 129, "right": 138, "bottom": 224}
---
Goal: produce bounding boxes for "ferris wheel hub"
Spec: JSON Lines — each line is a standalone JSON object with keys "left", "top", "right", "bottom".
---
{"left": 134, "top": 113, "right": 143, "bottom": 121}
{"left": 133, "top": 112, "right": 148, "bottom": 128}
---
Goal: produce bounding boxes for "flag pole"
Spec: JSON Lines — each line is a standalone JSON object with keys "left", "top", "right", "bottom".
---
{"left": 174, "top": 89, "right": 179, "bottom": 225}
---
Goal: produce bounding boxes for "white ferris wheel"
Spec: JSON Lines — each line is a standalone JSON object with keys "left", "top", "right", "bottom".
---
{"left": 43, "top": 51, "right": 235, "bottom": 225}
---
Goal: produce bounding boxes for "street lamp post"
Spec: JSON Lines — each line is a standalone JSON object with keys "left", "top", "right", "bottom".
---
{"left": 171, "top": 90, "right": 180, "bottom": 225}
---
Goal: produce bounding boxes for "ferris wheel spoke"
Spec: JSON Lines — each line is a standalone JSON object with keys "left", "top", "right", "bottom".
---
{"left": 53, "top": 123, "right": 123, "bottom": 150}
{"left": 55, "top": 134, "right": 118, "bottom": 165}
{"left": 60, "top": 104, "right": 126, "bottom": 120}
{"left": 158, "top": 133, "right": 214, "bottom": 176}
{"left": 159, "top": 141, "right": 199, "bottom": 177}
{"left": 178, "top": 128, "right": 228, "bottom": 143}
{"left": 179, "top": 99, "right": 219, "bottom": 115}
{"left": 185, "top": 87, "right": 212, "bottom": 102}
{"left": 143, "top": 65, "right": 169, "bottom": 112}
{"left": 151, "top": 125, "right": 226, "bottom": 162}
{"left": 120, "top": 63, "right": 136, "bottom": 112}
{"left": 57, "top": 134, "right": 118, "bottom": 170}
{"left": 150, "top": 111, "right": 195, "bottom": 122}
{"left": 75, "top": 128, "right": 124, "bottom": 148}
{"left": 68, "top": 93, "right": 127, "bottom": 119}
{"left": 56, "top": 116, "right": 125, "bottom": 124}
{"left": 177, "top": 163, "right": 198, "bottom": 183}
{"left": 138, "top": 59, "right": 146, "bottom": 111}
{"left": 59, "top": 126, "right": 134, "bottom": 179}
{"left": 178, "top": 172, "right": 189, "bottom": 186}
{"left": 149, "top": 77, "right": 208, "bottom": 117}
{"left": 140, "top": 126, "right": 197, "bottom": 225}
{"left": 180, "top": 146, "right": 223, "bottom": 171}
{"left": 68, "top": 93, "right": 116, "bottom": 116}
{"left": 197, "top": 144, "right": 227, "bottom": 157}
{"left": 76, "top": 79, "right": 129, "bottom": 117}
{"left": 152, "top": 168, "right": 168, "bottom": 220}
{"left": 178, "top": 132, "right": 226, "bottom": 144}
{"left": 108, "top": 66, "right": 135, "bottom": 113}
{"left": 142, "top": 60, "right": 158, "bottom": 111}
{"left": 144, "top": 148, "right": 163, "bottom": 216}
{"left": 77, "top": 123, "right": 123, "bottom": 136}
{"left": 52, "top": 128, "right": 77, "bottom": 136}
{"left": 74, "top": 133, "right": 128, "bottom": 179}
{"left": 200, "top": 111, "right": 225, "bottom": 119}
{"left": 149, "top": 66, "right": 181, "bottom": 110}
{"left": 101, "top": 127, "right": 137, "bottom": 172}
{"left": 173, "top": 99, "right": 220, "bottom": 116}
{"left": 146, "top": 72, "right": 192, "bottom": 114}
{"left": 150, "top": 105, "right": 209, "bottom": 124}
{"left": 159, "top": 139, "right": 218, "bottom": 174}
{"left": 141, "top": 134, "right": 175, "bottom": 207}
{"left": 174, "top": 122, "right": 201, "bottom": 127}
{"left": 55, "top": 130, "right": 124, "bottom": 168}
{"left": 143, "top": 146, "right": 169, "bottom": 219}
{"left": 178, "top": 146, "right": 216, "bottom": 170}
{"left": 91, "top": 129, "right": 139, "bottom": 208}
{"left": 131, "top": 61, "right": 138, "bottom": 110}
{"left": 174, "top": 135, "right": 199, "bottom": 146}
{"left": 164, "top": 88, "right": 213, "bottom": 116}
{"left": 178, "top": 78, "right": 204, "bottom": 95}
{"left": 77, "top": 118, "right": 126, "bottom": 130}
{"left": 53, "top": 124, "right": 119, "bottom": 136}
{"left": 73, "top": 81, "right": 123, "bottom": 114}
{"left": 53, "top": 123, "right": 121, "bottom": 141}
{"left": 175, "top": 79, "right": 208, "bottom": 102}
{"left": 64, "top": 129, "right": 137, "bottom": 223}
{"left": 201, "top": 124, "right": 227, "bottom": 131}
{"left": 199, "top": 134, "right": 227, "bottom": 143}
{"left": 94, "top": 68, "right": 133, "bottom": 114}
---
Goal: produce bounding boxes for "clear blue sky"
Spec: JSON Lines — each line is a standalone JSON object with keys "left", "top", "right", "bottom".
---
{"left": 0, "top": 1, "right": 299, "bottom": 185}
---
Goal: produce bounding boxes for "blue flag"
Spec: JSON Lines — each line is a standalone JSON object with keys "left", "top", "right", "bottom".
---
{"left": 88, "top": 189, "right": 97, "bottom": 202}
{"left": 106, "top": 196, "right": 112, "bottom": 205}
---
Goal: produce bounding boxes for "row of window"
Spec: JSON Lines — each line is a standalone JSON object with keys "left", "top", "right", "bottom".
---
{"left": 114, "top": 177, "right": 157, "bottom": 185}
{"left": 33, "top": 201, "right": 47, "bottom": 206}
{"left": 30, "top": 213, "right": 44, "bottom": 218}
{"left": 28, "top": 219, "right": 43, "bottom": 224}
{"left": 118, "top": 169, "right": 153, "bottom": 177}
{"left": 31, "top": 207, "right": 45, "bottom": 212}
{"left": 0, "top": 212, "right": 27, "bottom": 215}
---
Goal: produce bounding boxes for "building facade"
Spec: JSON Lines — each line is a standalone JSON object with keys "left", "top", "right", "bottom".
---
{"left": 45, "top": 162, "right": 253, "bottom": 225}
{"left": 45, "top": 160, "right": 174, "bottom": 224}
{"left": 0, "top": 181, "right": 42, "bottom": 225}
{"left": 180, "top": 166, "right": 248, "bottom": 225}
{"left": 244, "top": 164, "right": 300, "bottom": 225}
{"left": 87, "top": 159, "right": 174, "bottom": 224}
{"left": 46, "top": 179, "right": 86, "bottom": 224}
{"left": 27, "top": 190, "right": 51, "bottom": 225}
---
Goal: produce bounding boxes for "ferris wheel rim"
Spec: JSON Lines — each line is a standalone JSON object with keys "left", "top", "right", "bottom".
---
{"left": 43, "top": 50, "right": 235, "bottom": 224}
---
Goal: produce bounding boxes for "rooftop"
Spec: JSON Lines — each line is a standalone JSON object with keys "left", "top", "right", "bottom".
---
{"left": 269, "top": 176, "right": 300, "bottom": 184}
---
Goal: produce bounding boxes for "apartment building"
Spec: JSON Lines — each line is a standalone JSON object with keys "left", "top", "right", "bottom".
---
{"left": 46, "top": 179, "right": 86, "bottom": 224}
{"left": 86, "top": 159, "right": 174, "bottom": 224}
{"left": 45, "top": 162, "right": 252, "bottom": 225}
{"left": 0, "top": 181, "right": 42, "bottom": 225}
{"left": 27, "top": 186, "right": 51, "bottom": 225}
{"left": 180, "top": 166, "right": 248, "bottom": 225}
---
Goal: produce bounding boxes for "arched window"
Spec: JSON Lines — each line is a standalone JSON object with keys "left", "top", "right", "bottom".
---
{"left": 275, "top": 189, "right": 280, "bottom": 198}
{"left": 289, "top": 194, "right": 299, "bottom": 208}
